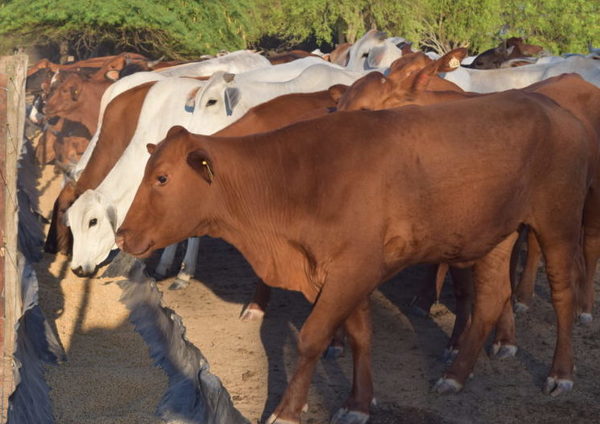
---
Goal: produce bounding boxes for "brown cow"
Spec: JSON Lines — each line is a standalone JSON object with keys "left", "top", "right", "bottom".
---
{"left": 340, "top": 48, "right": 600, "bottom": 324}
{"left": 43, "top": 72, "right": 113, "bottom": 135}
{"left": 117, "top": 88, "right": 592, "bottom": 422}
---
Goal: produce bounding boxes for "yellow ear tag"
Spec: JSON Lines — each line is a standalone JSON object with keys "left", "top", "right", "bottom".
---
{"left": 202, "top": 160, "right": 214, "bottom": 182}
{"left": 449, "top": 57, "right": 460, "bottom": 68}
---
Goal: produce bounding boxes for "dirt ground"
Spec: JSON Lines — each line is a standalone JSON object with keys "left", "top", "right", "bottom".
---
{"left": 33, "top": 159, "right": 600, "bottom": 424}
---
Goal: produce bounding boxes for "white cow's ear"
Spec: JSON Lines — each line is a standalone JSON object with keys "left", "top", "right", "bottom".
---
{"left": 224, "top": 87, "right": 240, "bottom": 116}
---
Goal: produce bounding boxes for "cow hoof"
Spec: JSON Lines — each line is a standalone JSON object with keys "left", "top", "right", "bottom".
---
{"left": 432, "top": 377, "right": 463, "bottom": 394}
{"left": 442, "top": 348, "right": 459, "bottom": 364}
{"left": 513, "top": 302, "right": 529, "bottom": 314}
{"left": 330, "top": 408, "right": 369, "bottom": 424}
{"left": 168, "top": 278, "right": 190, "bottom": 290}
{"left": 265, "top": 414, "right": 298, "bottom": 424}
{"left": 239, "top": 305, "right": 265, "bottom": 321}
{"left": 543, "top": 377, "right": 573, "bottom": 397}
{"left": 491, "top": 343, "right": 518, "bottom": 359}
{"left": 578, "top": 313, "right": 593, "bottom": 326}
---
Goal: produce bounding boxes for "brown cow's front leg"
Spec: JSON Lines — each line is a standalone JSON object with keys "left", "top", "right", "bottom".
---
{"left": 514, "top": 229, "right": 542, "bottom": 313}
{"left": 240, "top": 280, "right": 271, "bottom": 321}
{"left": 434, "top": 232, "right": 517, "bottom": 394}
{"left": 266, "top": 264, "right": 378, "bottom": 424}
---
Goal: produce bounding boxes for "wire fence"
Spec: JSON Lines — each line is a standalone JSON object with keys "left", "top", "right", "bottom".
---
{"left": 0, "top": 54, "right": 28, "bottom": 424}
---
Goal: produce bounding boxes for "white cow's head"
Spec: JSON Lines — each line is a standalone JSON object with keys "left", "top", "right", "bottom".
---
{"left": 191, "top": 71, "right": 242, "bottom": 134}
{"left": 65, "top": 189, "right": 118, "bottom": 277}
{"left": 346, "top": 30, "right": 402, "bottom": 71}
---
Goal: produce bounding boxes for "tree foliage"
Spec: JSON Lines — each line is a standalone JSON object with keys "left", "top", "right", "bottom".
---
{"left": 0, "top": 0, "right": 256, "bottom": 59}
{"left": 0, "top": 0, "right": 598, "bottom": 59}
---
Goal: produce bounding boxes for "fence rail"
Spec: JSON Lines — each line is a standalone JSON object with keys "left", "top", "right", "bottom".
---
{"left": 0, "top": 54, "right": 28, "bottom": 423}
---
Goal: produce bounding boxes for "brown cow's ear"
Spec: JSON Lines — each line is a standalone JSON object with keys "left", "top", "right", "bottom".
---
{"left": 105, "top": 70, "right": 120, "bottom": 81}
{"left": 187, "top": 150, "right": 215, "bottom": 184}
{"left": 328, "top": 84, "right": 348, "bottom": 102}
{"left": 166, "top": 125, "right": 189, "bottom": 140}
{"left": 146, "top": 144, "right": 157, "bottom": 154}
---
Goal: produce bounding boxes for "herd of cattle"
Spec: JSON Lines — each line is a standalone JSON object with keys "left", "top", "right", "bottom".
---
{"left": 25, "top": 29, "right": 600, "bottom": 424}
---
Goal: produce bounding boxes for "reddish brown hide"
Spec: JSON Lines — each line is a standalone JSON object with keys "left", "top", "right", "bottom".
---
{"left": 118, "top": 88, "right": 592, "bottom": 421}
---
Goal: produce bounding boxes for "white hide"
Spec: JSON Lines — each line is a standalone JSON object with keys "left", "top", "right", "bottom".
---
{"left": 443, "top": 55, "right": 600, "bottom": 93}
{"left": 67, "top": 77, "right": 206, "bottom": 273}
{"left": 237, "top": 56, "right": 338, "bottom": 82}
{"left": 189, "top": 64, "right": 365, "bottom": 135}
{"left": 155, "top": 50, "right": 271, "bottom": 77}
{"left": 345, "top": 30, "right": 403, "bottom": 72}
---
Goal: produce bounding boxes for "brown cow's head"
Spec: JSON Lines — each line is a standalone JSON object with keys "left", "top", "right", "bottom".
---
{"left": 337, "top": 49, "right": 467, "bottom": 111}
{"left": 44, "top": 181, "right": 77, "bottom": 254}
{"left": 43, "top": 73, "right": 85, "bottom": 116}
{"left": 116, "top": 126, "right": 215, "bottom": 257}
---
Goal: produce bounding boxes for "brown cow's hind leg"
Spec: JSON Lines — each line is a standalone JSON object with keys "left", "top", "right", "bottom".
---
{"left": 434, "top": 232, "right": 517, "bottom": 394}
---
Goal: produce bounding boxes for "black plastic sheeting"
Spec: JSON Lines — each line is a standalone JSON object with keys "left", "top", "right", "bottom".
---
{"left": 9, "top": 132, "right": 249, "bottom": 423}
{"left": 8, "top": 262, "right": 65, "bottom": 424}
{"left": 8, "top": 136, "right": 62, "bottom": 424}
{"left": 119, "top": 261, "right": 251, "bottom": 424}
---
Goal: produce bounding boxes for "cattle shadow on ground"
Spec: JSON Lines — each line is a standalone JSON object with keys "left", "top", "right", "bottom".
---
{"left": 158, "top": 235, "right": 356, "bottom": 421}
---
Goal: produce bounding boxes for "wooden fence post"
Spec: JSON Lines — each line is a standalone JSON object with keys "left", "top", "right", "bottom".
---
{"left": 0, "top": 54, "right": 28, "bottom": 423}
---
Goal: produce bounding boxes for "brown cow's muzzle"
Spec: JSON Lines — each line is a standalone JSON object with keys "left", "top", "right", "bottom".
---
{"left": 115, "top": 228, "right": 154, "bottom": 258}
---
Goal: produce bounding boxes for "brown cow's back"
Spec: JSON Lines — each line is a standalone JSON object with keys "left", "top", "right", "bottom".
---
{"left": 214, "top": 90, "right": 338, "bottom": 137}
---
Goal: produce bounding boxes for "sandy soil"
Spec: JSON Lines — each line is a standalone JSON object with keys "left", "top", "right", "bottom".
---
{"left": 33, "top": 158, "right": 600, "bottom": 424}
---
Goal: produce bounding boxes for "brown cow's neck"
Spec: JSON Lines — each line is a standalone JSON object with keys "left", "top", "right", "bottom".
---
{"left": 76, "top": 81, "right": 156, "bottom": 193}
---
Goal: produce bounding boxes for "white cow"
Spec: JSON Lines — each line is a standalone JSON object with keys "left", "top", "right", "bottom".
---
{"left": 155, "top": 50, "right": 271, "bottom": 77}
{"left": 71, "top": 71, "right": 167, "bottom": 180}
{"left": 189, "top": 64, "right": 365, "bottom": 135}
{"left": 66, "top": 77, "right": 206, "bottom": 279}
{"left": 236, "top": 56, "right": 335, "bottom": 82}
{"left": 345, "top": 30, "right": 403, "bottom": 71}
{"left": 68, "top": 52, "right": 277, "bottom": 284}
{"left": 443, "top": 55, "right": 600, "bottom": 92}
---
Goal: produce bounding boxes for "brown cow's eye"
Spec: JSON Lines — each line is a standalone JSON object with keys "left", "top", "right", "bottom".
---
{"left": 157, "top": 175, "right": 168, "bottom": 185}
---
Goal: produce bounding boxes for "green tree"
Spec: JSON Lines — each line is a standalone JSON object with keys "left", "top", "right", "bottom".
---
{"left": 502, "top": 0, "right": 600, "bottom": 55}
{"left": 0, "top": 0, "right": 257, "bottom": 59}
